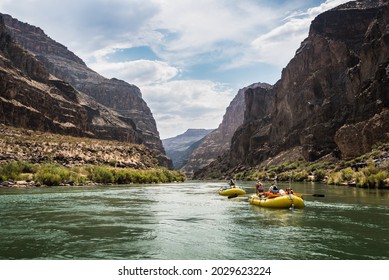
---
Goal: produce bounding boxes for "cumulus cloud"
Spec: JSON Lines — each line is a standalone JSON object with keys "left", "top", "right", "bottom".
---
{"left": 1, "top": 0, "right": 351, "bottom": 138}
{"left": 1, "top": 0, "right": 350, "bottom": 70}
{"left": 250, "top": 0, "right": 350, "bottom": 66}
{"left": 89, "top": 59, "right": 180, "bottom": 86}
{"left": 1, "top": 0, "right": 159, "bottom": 56}
{"left": 140, "top": 80, "right": 236, "bottom": 139}
{"left": 147, "top": 0, "right": 281, "bottom": 67}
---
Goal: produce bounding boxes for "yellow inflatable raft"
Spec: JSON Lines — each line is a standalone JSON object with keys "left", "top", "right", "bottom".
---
{"left": 249, "top": 194, "right": 304, "bottom": 209}
{"left": 218, "top": 186, "right": 246, "bottom": 196}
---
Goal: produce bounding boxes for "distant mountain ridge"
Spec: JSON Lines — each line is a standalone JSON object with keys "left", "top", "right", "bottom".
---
{"left": 162, "top": 129, "right": 213, "bottom": 169}
{"left": 0, "top": 13, "right": 171, "bottom": 168}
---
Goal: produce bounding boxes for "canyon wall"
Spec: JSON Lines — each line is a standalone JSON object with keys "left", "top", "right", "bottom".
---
{"left": 195, "top": 0, "right": 389, "bottom": 178}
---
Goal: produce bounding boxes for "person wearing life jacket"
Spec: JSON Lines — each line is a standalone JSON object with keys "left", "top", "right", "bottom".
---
{"left": 269, "top": 184, "right": 279, "bottom": 194}
{"left": 229, "top": 178, "right": 236, "bottom": 188}
{"left": 256, "top": 181, "right": 264, "bottom": 195}
{"left": 285, "top": 188, "right": 295, "bottom": 194}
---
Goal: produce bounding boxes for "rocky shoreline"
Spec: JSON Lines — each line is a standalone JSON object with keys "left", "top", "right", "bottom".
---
{"left": 0, "top": 179, "right": 103, "bottom": 188}
{"left": 0, "top": 125, "right": 188, "bottom": 187}
{"left": 0, "top": 125, "right": 159, "bottom": 169}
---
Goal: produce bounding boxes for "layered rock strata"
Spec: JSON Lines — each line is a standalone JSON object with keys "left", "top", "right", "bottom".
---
{"left": 1, "top": 13, "right": 171, "bottom": 168}
{"left": 1, "top": 16, "right": 138, "bottom": 143}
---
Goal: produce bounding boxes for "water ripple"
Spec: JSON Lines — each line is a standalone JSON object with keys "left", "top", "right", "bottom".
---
{"left": 1, "top": 182, "right": 388, "bottom": 259}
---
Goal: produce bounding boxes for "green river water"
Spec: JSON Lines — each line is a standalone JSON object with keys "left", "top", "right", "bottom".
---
{"left": 0, "top": 181, "right": 388, "bottom": 260}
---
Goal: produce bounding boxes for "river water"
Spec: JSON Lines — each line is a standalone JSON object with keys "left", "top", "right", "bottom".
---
{"left": 0, "top": 181, "right": 388, "bottom": 260}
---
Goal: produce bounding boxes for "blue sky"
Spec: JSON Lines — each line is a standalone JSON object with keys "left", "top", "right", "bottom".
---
{"left": 1, "top": 0, "right": 349, "bottom": 139}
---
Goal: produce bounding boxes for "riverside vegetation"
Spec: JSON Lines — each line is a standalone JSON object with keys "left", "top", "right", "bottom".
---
{"left": 0, "top": 125, "right": 185, "bottom": 187}
{"left": 0, "top": 161, "right": 185, "bottom": 187}
{"left": 1, "top": 125, "right": 388, "bottom": 189}
{"left": 232, "top": 143, "right": 389, "bottom": 189}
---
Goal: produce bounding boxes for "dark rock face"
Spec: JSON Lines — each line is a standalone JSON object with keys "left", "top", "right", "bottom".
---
{"left": 255, "top": 0, "right": 389, "bottom": 162}
{"left": 229, "top": 83, "right": 275, "bottom": 165}
{"left": 162, "top": 129, "right": 214, "bottom": 169}
{"left": 1, "top": 13, "right": 171, "bottom": 168}
{"left": 184, "top": 83, "right": 271, "bottom": 176}
{"left": 195, "top": 0, "right": 389, "bottom": 178}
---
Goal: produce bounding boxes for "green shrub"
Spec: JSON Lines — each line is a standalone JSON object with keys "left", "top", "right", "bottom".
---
{"left": 114, "top": 169, "right": 132, "bottom": 184}
{"left": 0, "top": 162, "right": 20, "bottom": 181}
{"left": 89, "top": 166, "right": 114, "bottom": 184}
{"left": 354, "top": 169, "right": 388, "bottom": 189}
{"left": 248, "top": 170, "right": 270, "bottom": 181}
{"left": 380, "top": 160, "right": 389, "bottom": 172}
{"left": 363, "top": 163, "right": 380, "bottom": 177}
{"left": 1, "top": 175, "right": 7, "bottom": 182}
{"left": 341, "top": 167, "right": 355, "bottom": 181}
{"left": 277, "top": 172, "right": 291, "bottom": 181}
{"left": 162, "top": 168, "right": 174, "bottom": 182}
{"left": 34, "top": 163, "right": 72, "bottom": 186}
{"left": 327, "top": 171, "right": 342, "bottom": 185}
{"left": 0, "top": 161, "right": 36, "bottom": 181}
{"left": 313, "top": 169, "right": 327, "bottom": 182}
{"left": 2, "top": 160, "right": 186, "bottom": 186}
{"left": 367, "top": 171, "right": 388, "bottom": 188}
{"left": 355, "top": 172, "right": 367, "bottom": 188}
{"left": 291, "top": 170, "right": 308, "bottom": 181}
{"left": 88, "top": 166, "right": 186, "bottom": 184}
{"left": 36, "top": 172, "right": 62, "bottom": 186}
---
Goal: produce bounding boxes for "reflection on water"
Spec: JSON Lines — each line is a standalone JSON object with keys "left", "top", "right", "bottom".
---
{"left": 0, "top": 181, "right": 388, "bottom": 260}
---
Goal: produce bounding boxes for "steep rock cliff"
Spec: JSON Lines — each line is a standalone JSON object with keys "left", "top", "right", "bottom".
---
{"left": 266, "top": 0, "right": 389, "bottom": 162}
{"left": 248, "top": 0, "right": 388, "bottom": 162}
{"left": 195, "top": 0, "right": 389, "bottom": 178}
{"left": 1, "top": 14, "right": 171, "bottom": 168}
{"left": 0, "top": 15, "right": 143, "bottom": 142}
{"left": 229, "top": 83, "right": 275, "bottom": 166}
{"left": 183, "top": 83, "right": 271, "bottom": 176}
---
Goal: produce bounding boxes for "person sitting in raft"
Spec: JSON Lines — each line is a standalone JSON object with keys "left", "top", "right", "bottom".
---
{"left": 229, "top": 178, "right": 236, "bottom": 188}
{"left": 269, "top": 184, "right": 279, "bottom": 194}
{"left": 285, "top": 188, "right": 295, "bottom": 194}
{"left": 279, "top": 189, "right": 286, "bottom": 196}
{"left": 256, "top": 181, "right": 264, "bottom": 195}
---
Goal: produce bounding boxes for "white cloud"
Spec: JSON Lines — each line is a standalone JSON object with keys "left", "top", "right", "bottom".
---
{"left": 1, "top": 0, "right": 352, "bottom": 138}
{"left": 305, "top": 0, "right": 351, "bottom": 16}
{"left": 1, "top": 0, "right": 159, "bottom": 56}
{"left": 2, "top": 0, "right": 351, "bottom": 70}
{"left": 89, "top": 59, "right": 180, "bottom": 86}
{"left": 250, "top": 17, "right": 311, "bottom": 66}
{"left": 250, "top": 0, "right": 350, "bottom": 66}
{"left": 140, "top": 80, "right": 236, "bottom": 139}
{"left": 147, "top": 0, "right": 281, "bottom": 66}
